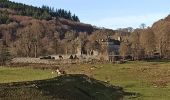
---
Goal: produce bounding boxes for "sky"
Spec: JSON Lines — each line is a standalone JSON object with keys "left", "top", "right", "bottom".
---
{"left": 10, "top": 0, "right": 170, "bottom": 29}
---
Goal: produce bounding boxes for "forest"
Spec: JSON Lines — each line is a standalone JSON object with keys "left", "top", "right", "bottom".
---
{"left": 0, "top": 0, "right": 79, "bottom": 21}
{"left": 0, "top": 0, "right": 170, "bottom": 61}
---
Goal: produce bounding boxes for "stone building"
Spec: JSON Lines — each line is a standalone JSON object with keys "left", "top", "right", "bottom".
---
{"left": 75, "top": 36, "right": 121, "bottom": 61}
{"left": 99, "top": 37, "right": 121, "bottom": 62}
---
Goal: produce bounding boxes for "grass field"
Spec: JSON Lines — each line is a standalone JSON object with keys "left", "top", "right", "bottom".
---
{"left": 66, "top": 61, "right": 170, "bottom": 100}
{"left": 0, "top": 61, "right": 170, "bottom": 100}
{"left": 0, "top": 67, "right": 57, "bottom": 83}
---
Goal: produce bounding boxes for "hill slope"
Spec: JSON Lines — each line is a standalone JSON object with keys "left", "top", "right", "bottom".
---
{"left": 0, "top": 0, "right": 79, "bottom": 21}
{"left": 0, "top": 74, "right": 134, "bottom": 100}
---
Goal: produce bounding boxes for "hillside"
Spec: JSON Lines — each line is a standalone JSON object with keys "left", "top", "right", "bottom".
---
{"left": 0, "top": 0, "right": 117, "bottom": 59}
{"left": 1, "top": 0, "right": 170, "bottom": 60}
{"left": 0, "top": 74, "right": 133, "bottom": 100}
{"left": 152, "top": 15, "right": 170, "bottom": 33}
{"left": 0, "top": 0, "right": 98, "bottom": 58}
{"left": 0, "top": 0, "right": 79, "bottom": 21}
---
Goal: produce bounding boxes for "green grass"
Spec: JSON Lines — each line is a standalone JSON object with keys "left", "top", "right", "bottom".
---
{"left": 0, "top": 74, "right": 127, "bottom": 100}
{"left": 66, "top": 61, "right": 170, "bottom": 100}
{"left": 0, "top": 67, "right": 57, "bottom": 83}
{"left": 0, "top": 61, "right": 170, "bottom": 100}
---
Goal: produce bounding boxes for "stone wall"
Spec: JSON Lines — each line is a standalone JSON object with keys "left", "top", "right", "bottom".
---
{"left": 12, "top": 58, "right": 56, "bottom": 64}
{"left": 11, "top": 57, "right": 99, "bottom": 64}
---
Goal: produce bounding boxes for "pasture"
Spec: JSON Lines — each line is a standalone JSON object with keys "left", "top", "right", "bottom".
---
{"left": 66, "top": 61, "right": 170, "bottom": 100}
{"left": 0, "top": 61, "right": 170, "bottom": 100}
{"left": 0, "top": 67, "right": 57, "bottom": 83}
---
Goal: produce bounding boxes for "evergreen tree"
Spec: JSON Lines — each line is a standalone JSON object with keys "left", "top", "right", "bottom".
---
{"left": 41, "top": 11, "right": 52, "bottom": 20}
{"left": 72, "top": 14, "right": 80, "bottom": 22}
{"left": 0, "top": 0, "right": 80, "bottom": 21}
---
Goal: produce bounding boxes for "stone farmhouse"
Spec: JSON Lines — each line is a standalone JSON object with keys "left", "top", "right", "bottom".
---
{"left": 76, "top": 37, "right": 121, "bottom": 62}
{"left": 50, "top": 37, "right": 121, "bottom": 62}
{"left": 98, "top": 37, "right": 121, "bottom": 62}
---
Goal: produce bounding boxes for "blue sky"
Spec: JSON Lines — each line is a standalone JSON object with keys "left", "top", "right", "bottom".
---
{"left": 10, "top": 0, "right": 170, "bottom": 29}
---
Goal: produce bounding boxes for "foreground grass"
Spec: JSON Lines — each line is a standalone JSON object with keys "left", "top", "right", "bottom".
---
{"left": 0, "top": 74, "right": 128, "bottom": 100}
{"left": 0, "top": 61, "right": 170, "bottom": 100}
{"left": 0, "top": 67, "right": 57, "bottom": 83}
{"left": 66, "top": 61, "right": 170, "bottom": 100}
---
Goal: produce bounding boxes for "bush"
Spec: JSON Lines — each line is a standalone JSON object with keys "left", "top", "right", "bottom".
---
{"left": 74, "top": 55, "right": 79, "bottom": 59}
{"left": 40, "top": 56, "right": 55, "bottom": 59}
{"left": 69, "top": 55, "right": 74, "bottom": 59}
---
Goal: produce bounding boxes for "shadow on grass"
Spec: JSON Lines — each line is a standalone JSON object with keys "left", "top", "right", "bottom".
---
{"left": 0, "top": 74, "right": 139, "bottom": 100}
{"left": 144, "top": 59, "right": 170, "bottom": 63}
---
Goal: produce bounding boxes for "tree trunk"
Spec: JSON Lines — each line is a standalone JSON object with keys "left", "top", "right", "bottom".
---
{"left": 34, "top": 44, "right": 37, "bottom": 58}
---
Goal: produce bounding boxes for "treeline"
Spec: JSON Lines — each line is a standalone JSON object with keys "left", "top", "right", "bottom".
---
{"left": 1, "top": 0, "right": 170, "bottom": 61}
{"left": 0, "top": 0, "right": 79, "bottom": 21}
{"left": 119, "top": 22, "right": 170, "bottom": 60}
{"left": 0, "top": 13, "right": 94, "bottom": 58}
{"left": 119, "top": 28, "right": 156, "bottom": 60}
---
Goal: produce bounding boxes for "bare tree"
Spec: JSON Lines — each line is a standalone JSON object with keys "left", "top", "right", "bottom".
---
{"left": 140, "top": 28, "right": 156, "bottom": 58}
{"left": 152, "top": 21, "right": 170, "bottom": 58}
{"left": 119, "top": 41, "right": 131, "bottom": 60}
{"left": 130, "top": 29, "right": 142, "bottom": 60}
{"left": 31, "top": 20, "right": 43, "bottom": 57}
{"left": 127, "top": 27, "right": 133, "bottom": 33}
{"left": 16, "top": 20, "right": 43, "bottom": 57}
{"left": 140, "top": 23, "right": 146, "bottom": 29}
{"left": 0, "top": 43, "right": 11, "bottom": 65}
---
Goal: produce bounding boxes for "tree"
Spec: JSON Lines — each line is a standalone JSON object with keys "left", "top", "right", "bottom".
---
{"left": 79, "top": 32, "right": 88, "bottom": 41}
{"left": 17, "top": 26, "right": 32, "bottom": 57}
{"left": 0, "top": 0, "right": 80, "bottom": 21}
{"left": 40, "top": 11, "right": 52, "bottom": 20}
{"left": 65, "top": 30, "right": 77, "bottom": 40}
{"left": 127, "top": 27, "right": 133, "bottom": 33}
{"left": 0, "top": 44, "right": 11, "bottom": 65}
{"left": 157, "top": 29, "right": 170, "bottom": 58}
{"left": 130, "top": 29, "right": 143, "bottom": 60}
{"left": 16, "top": 21, "right": 43, "bottom": 57}
{"left": 140, "top": 28, "right": 156, "bottom": 58}
{"left": 119, "top": 41, "right": 131, "bottom": 60}
{"left": 152, "top": 21, "right": 170, "bottom": 58}
{"left": 140, "top": 23, "right": 146, "bottom": 29}
{"left": 31, "top": 20, "right": 44, "bottom": 57}
{"left": 72, "top": 14, "right": 80, "bottom": 22}
{"left": 0, "top": 11, "right": 12, "bottom": 24}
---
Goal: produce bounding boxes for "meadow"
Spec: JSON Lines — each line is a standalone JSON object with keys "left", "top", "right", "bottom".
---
{"left": 66, "top": 61, "right": 170, "bottom": 100}
{"left": 0, "top": 61, "right": 170, "bottom": 100}
{"left": 0, "top": 67, "right": 57, "bottom": 83}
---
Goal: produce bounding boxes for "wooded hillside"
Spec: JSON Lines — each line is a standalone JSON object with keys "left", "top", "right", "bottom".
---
{"left": 0, "top": 0, "right": 170, "bottom": 60}
{"left": 0, "top": 0, "right": 79, "bottom": 21}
